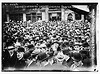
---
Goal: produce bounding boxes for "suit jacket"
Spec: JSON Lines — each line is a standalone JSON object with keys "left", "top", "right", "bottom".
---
{"left": 2, "top": 49, "right": 10, "bottom": 68}
{"left": 9, "top": 51, "right": 18, "bottom": 67}
{"left": 2, "top": 50, "right": 18, "bottom": 68}
{"left": 14, "top": 58, "right": 26, "bottom": 69}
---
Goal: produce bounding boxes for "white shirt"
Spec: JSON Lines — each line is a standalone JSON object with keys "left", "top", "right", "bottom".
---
{"left": 55, "top": 51, "right": 70, "bottom": 62}
{"left": 51, "top": 43, "right": 59, "bottom": 51}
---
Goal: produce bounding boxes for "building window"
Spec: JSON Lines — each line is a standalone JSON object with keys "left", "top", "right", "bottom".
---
{"left": 9, "top": 14, "right": 23, "bottom": 22}
{"left": 75, "top": 13, "right": 81, "bottom": 20}
{"left": 36, "top": 13, "right": 42, "bottom": 21}
{"left": 67, "top": 13, "right": 73, "bottom": 21}
{"left": 26, "top": 13, "right": 37, "bottom": 22}
{"left": 26, "top": 14, "right": 31, "bottom": 21}
{"left": 49, "top": 12, "right": 61, "bottom": 21}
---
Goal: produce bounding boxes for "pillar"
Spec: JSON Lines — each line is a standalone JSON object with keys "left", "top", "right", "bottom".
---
{"left": 7, "top": 14, "right": 10, "bottom": 22}
{"left": 61, "top": 7, "right": 65, "bottom": 21}
{"left": 42, "top": 12, "right": 45, "bottom": 21}
{"left": 45, "top": 6, "right": 49, "bottom": 22}
{"left": 23, "top": 13, "right": 26, "bottom": 22}
{"left": 81, "top": 14, "right": 84, "bottom": 21}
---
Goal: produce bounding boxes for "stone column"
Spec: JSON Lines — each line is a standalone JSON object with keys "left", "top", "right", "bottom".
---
{"left": 72, "top": 12, "right": 75, "bottom": 21}
{"left": 45, "top": 6, "right": 49, "bottom": 22}
{"left": 81, "top": 14, "right": 84, "bottom": 21}
{"left": 7, "top": 14, "right": 10, "bottom": 22}
{"left": 42, "top": 12, "right": 45, "bottom": 21}
{"left": 61, "top": 7, "right": 65, "bottom": 21}
{"left": 23, "top": 13, "right": 26, "bottom": 22}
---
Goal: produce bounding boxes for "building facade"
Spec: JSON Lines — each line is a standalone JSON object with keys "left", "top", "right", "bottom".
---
{"left": 2, "top": 3, "right": 91, "bottom": 23}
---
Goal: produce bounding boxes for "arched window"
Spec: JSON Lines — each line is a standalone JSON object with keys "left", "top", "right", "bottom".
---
{"left": 67, "top": 13, "right": 73, "bottom": 21}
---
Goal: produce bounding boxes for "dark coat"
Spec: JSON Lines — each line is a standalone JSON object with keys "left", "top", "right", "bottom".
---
{"left": 82, "top": 58, "right": 92, "bottom": 67}
{"left": 2, "top": 49, "right": 10, "bottom": 68}
{"left": 14, "top": 58, "right": 26, "bottom": 69}
{"left": 9, "top": 51, "right": 18, "bottom": 67}
{"left": 62, "top": 57, "right": 74, "bottom": 67}
{"left": 2, "top": 50, "right": 18, "bottom": 68}
{"left": 37, "top": 53, "right": 48, "bottom": 62}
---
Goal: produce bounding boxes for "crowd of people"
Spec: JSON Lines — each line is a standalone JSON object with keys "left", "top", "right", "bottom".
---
{"left": 2, "top": 19, "right": 92, "bottom": 70}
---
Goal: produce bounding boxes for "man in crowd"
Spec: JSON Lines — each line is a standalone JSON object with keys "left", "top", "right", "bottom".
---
{"left": 3, "top": 18, "right": 92, "bottom": 70}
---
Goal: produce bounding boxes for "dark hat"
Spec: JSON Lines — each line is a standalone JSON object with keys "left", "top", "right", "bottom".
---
{"left": 17, "top": 47, "right": 25, "bottom": 52}
{"left": 27, "top": 44, "right": 34, "bottom": 49}
{"left": 61, "top": 42, "right": 69, "bottom": 48}
{"left": 24, "top": 39, "right": 29, "bottom": 42}
{"left": 72, "top": 52, "right": 82, "bottom": 61}
{"left": 82, "top": 42, "right": 89, "bottom": 47}
{"left": 64, "top": 42, "right": 69, "bottom": 46}
{"left": 62, "top": 49, "right": 70, "bottom": 55}
{"left": 46, "top": 43, "right": 51, "bottom": 48}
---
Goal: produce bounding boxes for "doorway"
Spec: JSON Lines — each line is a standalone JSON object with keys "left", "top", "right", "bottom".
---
{"left": 49, "top": 12, "right": 61, "bottom": 21}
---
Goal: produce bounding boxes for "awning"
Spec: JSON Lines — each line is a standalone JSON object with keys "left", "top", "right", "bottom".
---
{"left": 72, "top": 5, "right": 89, "bottom": 12}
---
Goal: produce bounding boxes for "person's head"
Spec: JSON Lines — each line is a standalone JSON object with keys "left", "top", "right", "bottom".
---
{"left": 72, "top": 52, "right": 82, "bottom": 62}
{"left": 17, "top": 47, "right": 25, "bottom": 60}
{"left": 74, "top": 44, "right": 81, "bottom": 51}
{"left": 85, "top": 20, "right": 88, "bottom": 23}
{"left": 27, "top": 44, "right": 34, "bottom": 50}
{"left": 38, "top": 18, "right": 41, "bottom": 20}
{"left": 8, "top": 48, "right": 15, "bottom": 56}
{"left": 53, "top": 42, "right": 59, "bottom": 48}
